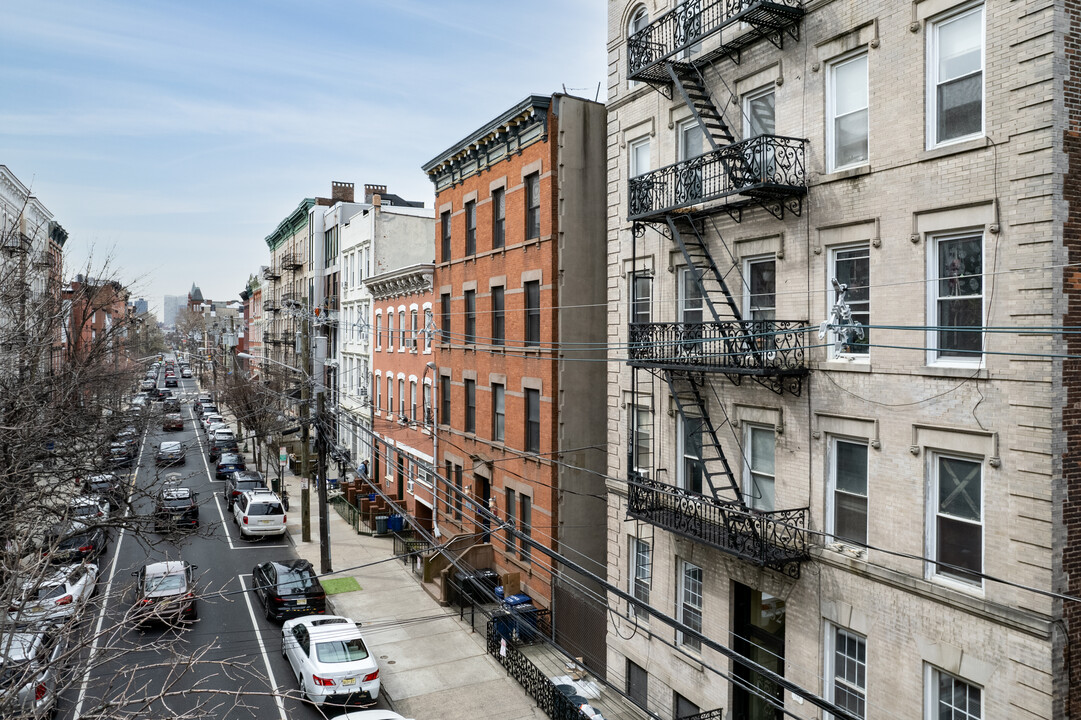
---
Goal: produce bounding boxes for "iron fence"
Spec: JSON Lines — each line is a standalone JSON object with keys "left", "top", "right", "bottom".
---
{"left": 628, "top": 319, "right": 806, "bottom": 373}
{"left": 627, "top": 473, "right": 809, "bottom": 578}
{"left": 487, "top": 611, "right": 585, "bottom": 720}
{"left": 331, "top": 495, "right": 375, "bottom": 535}
{"left": 393, "top": 531, "right": 433, "bottom": 575}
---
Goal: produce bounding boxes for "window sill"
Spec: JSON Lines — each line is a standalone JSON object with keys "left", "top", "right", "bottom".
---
{"left": 815, "top": 164, "right": 872, "bottom": 184}
{"left": 923, "top": 136, "right": 986, "bottom": 162}
{"left": 919, "top": 365, "right": 987, "bottom": 380}
{"left": 817, "top": 359, "right": 871, "bottom": 373}
{"left": 503, "top": 554, "right": 534, "bottom": 575}
{"left": 929, "top": 573, "right": 985, "bottom": 599}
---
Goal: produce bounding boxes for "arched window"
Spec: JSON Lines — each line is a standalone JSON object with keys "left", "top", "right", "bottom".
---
{"left": 628, "top": 5, "right": 650, "bottom": 88}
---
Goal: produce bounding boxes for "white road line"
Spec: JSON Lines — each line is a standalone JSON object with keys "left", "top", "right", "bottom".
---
{"left": 238, "top": 574, "right": 288, "bottom": 720}
{"left": 213, "top": 494, "right": 236, "bottom": 551}
{"left": 72, "top": 423, "right": 151, "bottom": 713}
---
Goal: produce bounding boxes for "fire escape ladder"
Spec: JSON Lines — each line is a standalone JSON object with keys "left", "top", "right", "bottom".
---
{"left": 664, "top": 370, "right": 744, "bottom": 507}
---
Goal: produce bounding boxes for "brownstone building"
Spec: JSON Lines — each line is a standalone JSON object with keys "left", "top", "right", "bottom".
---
{"left": 421, "top": 93, "right": 608, "bottom": 663}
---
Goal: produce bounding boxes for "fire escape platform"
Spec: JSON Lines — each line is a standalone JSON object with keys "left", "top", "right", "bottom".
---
{"left": 628, "top": 320, "right": 808, "bottom": 378}
{"left": 628, "top": 473, "right": 809, "bottom": 578}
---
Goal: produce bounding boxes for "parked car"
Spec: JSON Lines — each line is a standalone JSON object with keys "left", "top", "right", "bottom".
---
{"left": 155, "top": 441, "right": 185, "bottom": 467}
{"left": 153, "top": 483, "right": 199, "bottom": 531}
{"left": 181, "top": 368, "right": 192, "bottom": 378}
{"left": 107, "top": 442, "right": 136, "bottom": 469}
{"left": 252, "top": 559, "right": 326, "bottom": 622}
{"left": 224, "top": 470, "right": 266, "bottom": 510}
{"left": 281, "top": 615, "right": 380, "bottom": 708}
{"left": 194, "top": 396, "right": 213, "bottom": 415}
{"left": 200, "top": 405, "right": 220, "bottom": 420}
{"left": 0, "top": 626, "right": 68, "bottom": 718}
{"left": 81, "top": 473, "right": 124, "bottom": 509}
{"left": 40, "top": 522, "right": 107, "bottom": 564}
{"left": 209, "top": 436, "right": 239, "bottom": 462}
{"left": 130, "top": 561, "right": 198, "bottom": 625}
{"left": 130, "top": 395, "right": 149, "bottom": 411}
{"left": 162, "top": 413, "right": 184, "bottom": 432}
{"left": 8, "top": 562, "right": 98, "bottom": 625}
{"left": 68, "top": 495, "right": 110, "bottom": 526}
{"left": 215, "top": 452, "right": 246, "bottom": 480}
{"left": 201, "top": 414, "right": 224, "bottom": 433}
{"left": 139, "top": 379, "right": 156, "bottom": 392}
{"left": 163, "top": 397, "right": 182, "bottom": 414}
{"left": 232, "top": 489, "right": 286, "bottom": 539}
{"left": 114, "top": 426, "right": 140, "bottom": 447}
{"left": 164, "top": 376, "right": 178, "bottom": 388}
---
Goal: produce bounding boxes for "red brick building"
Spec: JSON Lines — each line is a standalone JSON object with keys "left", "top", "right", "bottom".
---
{"left": 421, "top": 94, "right": 608, "bottom": 620}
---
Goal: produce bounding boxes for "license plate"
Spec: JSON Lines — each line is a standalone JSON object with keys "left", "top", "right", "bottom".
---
{"left": 259, "top": 519, "right": 273, "bottom": 525}
{"left": 341, "top": 677, "right": 355, "bottom": 686}
{"left": 295, "top": 598, "right": 307, "bottom": 605}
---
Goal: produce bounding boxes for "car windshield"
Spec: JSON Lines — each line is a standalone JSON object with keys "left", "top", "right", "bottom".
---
{"left": 71, "top": 504, "right": 100, "bottom": 518}
{"left": 146, "top": 573, "right": 186, "bottom": 594}
{"left": 33, "top": 584, "right": 67, "bottom": 601}
{"left": 0, "top": 660, "right": 30, "bottom": 686}
{"left": 238, "top": 480, "right": 264, "bottom": 491}
{"left": 277, "top": 567, "right": 315, "bottom": 593}
{"left": 315, "top": 637, "right": 369, "bottom": 663}
{"left": 163, "top": 497, "right": 192, "bottom": 509}
{"left": 160, "top": 443, "right": 181, "bottom": 453}
{"left": 57, "top": 531, "right": 94, "bottom": 549}
{"left": 247, "top": 502, "right": 283, "bottom": 516}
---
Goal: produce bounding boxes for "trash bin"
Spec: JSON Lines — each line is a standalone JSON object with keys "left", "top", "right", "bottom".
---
{"left": 375, "top": 515, "right": 388, "bottom": 535}
{"left": 453, "top": 571, "right": 472, "bottom": 606}
{"left": 387, "top": 515, "right": 403, "bottom": 533}
{"left": 503, "top": 593, "right": 532, "bottom": 608}
{"left": 494, "top": 585, "right": 504, "bottom": 601}
{"left": 473, "top": 569, "right": 500, "bottom": 601}
{"left": 493, "top": 609, "right": 515, "bottom": 640}
{"left": 512, "top": 603, "right": 540, "bottom": 642}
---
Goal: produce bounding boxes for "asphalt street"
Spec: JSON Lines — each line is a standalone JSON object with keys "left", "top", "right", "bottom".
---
{"left": 55, "top": 366, "right": 381, "bottom": 719}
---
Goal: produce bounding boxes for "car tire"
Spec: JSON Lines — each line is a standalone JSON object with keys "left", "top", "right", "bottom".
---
{"left": 188, "top": 603, "right": 198, "bottom": 621}
{"left": 264, "top": 599, "right": 274, "bottom": 622}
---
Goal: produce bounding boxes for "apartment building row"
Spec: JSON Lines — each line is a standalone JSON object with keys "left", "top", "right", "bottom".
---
{"left": 234, "top": 0, "right": 1079, "bottom": 716}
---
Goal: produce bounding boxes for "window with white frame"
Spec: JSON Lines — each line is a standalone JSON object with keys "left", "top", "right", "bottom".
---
{"left": 677, "top": 119, "right": 705, "bottom": 202}
{"left": 375, "top": 313, "right": 382, "bottom": 349}
{"left": 375, "top": 373, "right": 382, "bottom": 411}
{"left": 928, "top": 3, "right": 984, "bottom": 148}
{"left": 492, "top": 383, "right": 505, "bottom": 441}
{"left": 410, "top": 380, "right": 417, "bottom": 423}
{"left": 744, "top": 424, "right": 775, "bottom": 511}
{"left": 827, "top": 626, "right": 867, "bottom": 719}
{"left": 627, "top": 6, "right": 650, "bottom": 89}
{"left": 423, "top": 308, "right": 433, "bottom": 352}
{"left": 926, "top": 666, "right": 981, "bottom": 720}
{"left": 930, "top": 453, "right": 982, "bottom": 584}
{"left": 387, "top": 311, "right": 394, "bottom": 351}
{"left": 744, "top": 257, "right": 776, "bottom": 322}
{"left": 679, "top": 268, "right": 704, "bottom": 324}
{"left": 632, "top": 272, "right": 652, "bottom": 325}
{"left": 387, "top": 377, "right": 394, "bottom": 416}
{"left": 930, "top": 232, "right": 983, "bottom": 362}
{"left": 827, "top": 51, "right": 869, "bottom": 172}
{"left": 410, "top": 309, "right": 418, "bottom": 351}
{"left": 830, "top": 245, "right": 870, "bottom": 356}
{"left": 399, "top": 310, "right": 406, "bottom": 348}
{"left": 631, "top": 404, "right": 652, "bottom": 476}
{"left": 629, "top": 537, "right": 651, "bottom": 619}
{"left": 629, "top": 136, "right": 651, "bottom": 178}
{"left": 829, "top": 438, "right": 868, "bottom": 546}
{"left": 677, "top": 560, "right": 703, "bottom": 652}
{"left": 678, "top": 119, "right": 705, "bottom": 161}
{"left": 678, "top": 415, "right": 704, "bottom": 495}
{"left": 398, "top": 378, "right": 405, "bottom": 419}
{"left": 742, "top": 85, "right": 776, "bottom": 180}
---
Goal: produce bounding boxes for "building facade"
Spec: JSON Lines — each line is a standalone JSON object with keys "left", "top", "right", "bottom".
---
{"left": 422, "top": 93, "right": 609, "bottom": 662}
{"left": 606, "top": 1, "right": 1069, "bottom": 719}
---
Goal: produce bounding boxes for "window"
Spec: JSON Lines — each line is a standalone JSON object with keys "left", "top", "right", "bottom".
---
{"left": 464, "top": 379, "right": 476, "bottom": 433}
{"left": 465, "top": 200, "right": 476, "bottom": 255}
{"left": 519, "top": 494, "right": 531, "bottom": 561}
{"left": 492, "top": 383, "right": 505, "bottom": 442}
{"left": 440, "top": 293, "right": 451, "bottom": 342}
{"left": 628, "top": 136, "right": 651, "bottom": 177}
{"left": 745, "top": 425, "right": 775, "bottom": 511}
{"left": 745, "top": 257, "right": 776, "bottom": 321}
{"left": 423, "top": 308, "right": 433, "bottom": 351}
{"left": 929, "top": 4, "right": 984, "bottom": 147}
{"left": 399, "top": 310, "right": 406, "bottom": 349}
{"left": 444, "top": 460, "right": 453, "bottom": 516}
{"left": 454, "top": 465, "right": 463, "bottom": 520}
{"left": 930, "top": 453, "right": 982, "bottom": 584}
{"left": 375, "top": 314, "right": 382, "bottom": 349}
{"left": 464, "top": 290, "right": 476, "bottom": 344}
{"left": 423, "top": 382, "right": 432, "bottom": 424}
{"left": 733, "top": 584, "right": 786, "bottom": 720}
{"left": 440, "top": 211, "right": 451, "bottom": 262}
{"left": 524, "top": 280, "right": 540, "bottom": 346}
{"left": 627, "top": 5, "right": 650, "bottom": 89}
{"left": 440, "top": 374, "right": 450, "bottom": 426}
{"left": 398, "top": 378, "right": 405, "bottom": 418}
{"left": 927, "top": 668, "right": 981, "bottom": 720}
{"left": 678, "top": 119, "right": 705, "bottom": 161}
{"left": 678, "top": 416, "right": 703, "bottom": 495}
{"left": 375, "top": 374, "right": 382, "bottom": 411}
{"left": 505, "top": 488, "right": 517, "bottom": 552}
{"left": 410, "top": 381, "right": 417, "bottom": 423}
{"left": 674, "top": 694, "right": 700, "bottom": 720}
{"left": 679, "top": 268, "right": 704, "bottom": 324}
{"left": 387, "top": 377, "right": 394, "bottom": 417}
{"left": 410, "top": 309, "right": 418, "bottom": 351}
{"left": 677, "top": 561, "right": 703, "bottom": 652}
{"left": 387, "top": 312, "right": 394, "bottom": 351}
{"left": 631, "top": 405, "right": 652, "bottom": 475}
{"left": 827, "top": 51, "right": 869, "bottom": 171}
{"left": 829, "top": 439, "right": 868, "bottom": 546}
{"left": 828, "top": 627, "right": 867, "bottom": 719}
{"left": 491, "top": 287, "right": 505, "bottom": 346}
{"left": 629, "top": 537, "right": 651, "bottom": 618}
{"left": 830, "top": 245, "right": 870, "bottom": 356}
{"left": 931, "top": 232, "right": 983, "bottom": 362}
{"left": 743, "top": 86, "right": 776, "bottom": 179}
{"left": 626, "top": 659, "right": 648, "bottom": 709}
{"left": 525, "top": 173, "right": 540, "bottom": 240}
{"left": 525, "top": 388, "right": 540, "bottom": 453}
{"left": 492, "top": 188, "right": 505, "bottom": 249}
{"left": 632, "top": 273, "right": 652, "bottom": 325}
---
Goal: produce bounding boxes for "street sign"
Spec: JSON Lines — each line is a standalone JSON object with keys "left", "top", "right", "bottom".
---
{"left": 279, "top": 446, "right": 288, "bottom": 467}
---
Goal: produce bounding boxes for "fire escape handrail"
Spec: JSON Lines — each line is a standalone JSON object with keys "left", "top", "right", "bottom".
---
{"left": 629, "top": 320, "right": 807, "bottom": 374}
{"left": 628, "top": 135, "right": 806, "bottom": 220}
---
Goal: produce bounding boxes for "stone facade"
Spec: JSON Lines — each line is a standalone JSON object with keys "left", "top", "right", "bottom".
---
{"left": 606, "top": 0, "right": 1065, "bottom": 718}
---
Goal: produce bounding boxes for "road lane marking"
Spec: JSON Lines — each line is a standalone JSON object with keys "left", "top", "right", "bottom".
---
{"left": 238, "top": 574, "right": 288, "bottom": 720}
{"left": 213, "top": 494, "right": 236, "bottom": 551}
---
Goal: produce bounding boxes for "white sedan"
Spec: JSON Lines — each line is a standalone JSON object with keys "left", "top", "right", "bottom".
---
{"left": 9, "top": 562, "right": 98, "bottom": 624}
{"left": 281, "top": 615, "right": 380, "bottom": 709}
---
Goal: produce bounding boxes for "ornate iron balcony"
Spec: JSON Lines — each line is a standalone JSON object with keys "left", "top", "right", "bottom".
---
{"left": 262, "top": 265, "right": 281, "bottom": 281}
{"left": 629, "top": 320, "right": 807, "bottom": 375}
{"left": 628, "top": 0, "right": 804, "bottom": 83}
{"left": 628, "top": 473, "right": 809, "bottom": 578}
{"left": 281, "top": 252, "right": 305, "bottom": 270}
{"left": 628, "top": 136, "right": 806, "bottom": 221}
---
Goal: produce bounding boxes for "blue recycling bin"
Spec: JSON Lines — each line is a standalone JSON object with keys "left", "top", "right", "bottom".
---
{"left": 494, "top": 585, "right": 504, "bottom": 601}
{"left": 503, "top": 593, "right": 532, "bottom": 608}
{"left": 387, "top": 515, "right": 403, "bottom": 532}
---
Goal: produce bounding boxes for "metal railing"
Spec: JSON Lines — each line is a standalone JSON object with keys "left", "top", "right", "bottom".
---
{"left": 261, "top": 265, "right": 281, "bottom": 281}
{"left": 628, "top": 135, "right": 806, "bottom": 220}
{"left": 262, "top": 299, "right": 279, "bottom": 312}
{"left": 393, "top": 531, "right": 434, "bottom": 575}
{"left": 331, "top": 494, "right": 375, "bottom": 535}
{"left": 628, "top": 320, "right": 806, "bottom": 374}
{"left": 627, "top": 472, "right": 809, "bottom": 578}
{"left": 628, "top": 0, "right": 804, "bottom": 81}
{"left": 281, "top": 251, "right": 305, "bottom": 270}
{"left": 680, "top": 708, "right": 725, "bottom": 720}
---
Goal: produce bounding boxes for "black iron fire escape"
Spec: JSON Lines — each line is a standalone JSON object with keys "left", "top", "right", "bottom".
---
{"left": 625, "top": 0, "right": 810, "bottom": 578}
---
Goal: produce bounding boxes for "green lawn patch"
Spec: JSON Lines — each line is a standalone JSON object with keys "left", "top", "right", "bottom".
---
{"left": 321, "top": 576, "right": 362, "bottom": 595}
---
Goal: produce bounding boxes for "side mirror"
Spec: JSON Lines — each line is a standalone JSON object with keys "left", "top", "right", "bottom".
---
{"left": 131, "top": 571, "right": 138, "bottom": 577}
{"left": 355, "top": 622, "right": 363, "bottom": 629}
{"left": 191, "top": 565, "right": 198, "bottom": 571}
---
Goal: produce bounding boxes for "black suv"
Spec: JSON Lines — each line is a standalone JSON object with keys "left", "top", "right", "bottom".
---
{"left": 224, "top": 470, "right": 266, "bottom": 511}
{"left": 154, "top": 483, "right": 199, "bottom": 531}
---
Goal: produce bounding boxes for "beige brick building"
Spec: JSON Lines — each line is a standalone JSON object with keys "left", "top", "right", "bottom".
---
{"left": 605, "top": 1, "right": 1071, "bottom": 718}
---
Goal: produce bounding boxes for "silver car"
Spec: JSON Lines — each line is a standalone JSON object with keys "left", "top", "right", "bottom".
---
{"left": 9, "top": 562, "right": 98, "bottom": 625}
{"left": 0, "top": 627, "right": 68, "bottom": 718}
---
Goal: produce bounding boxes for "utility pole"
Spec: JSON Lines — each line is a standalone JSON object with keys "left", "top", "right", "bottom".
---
{"left": 317, "top": 387, "right": 331, "bottom": 573}
{"left": 300, "top": 314, "right": 312, "bottom": 542}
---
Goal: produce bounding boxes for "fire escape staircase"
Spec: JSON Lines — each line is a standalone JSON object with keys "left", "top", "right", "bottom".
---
{"left": 665, "top": 371, "right": 742, "bottom": 506}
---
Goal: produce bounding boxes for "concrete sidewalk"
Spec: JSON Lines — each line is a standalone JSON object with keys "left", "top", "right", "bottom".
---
{"left": 252, "top": 453, "right": 544, "bottom": 720}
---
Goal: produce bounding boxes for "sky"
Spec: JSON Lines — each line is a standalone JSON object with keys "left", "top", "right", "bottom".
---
{"left": 0, "top": 0, "right": 607, "bottom": 319}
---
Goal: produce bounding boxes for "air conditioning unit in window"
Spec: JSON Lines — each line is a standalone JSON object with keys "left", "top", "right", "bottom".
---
{"left": 407, "top": 480, "right": 414, "bottom": 494}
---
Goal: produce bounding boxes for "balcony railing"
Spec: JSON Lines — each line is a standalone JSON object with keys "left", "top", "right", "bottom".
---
{"left": 262, "top": 265, "right": 281, "bottom": 281}
{"left": 629, "top": 320, "right": 806, "bottom": 375}
{"left": 281, "top": 252, "right": 305, "bottom": 270}
{"left": 281, "top": 292, "right": 299, "bottom": 306}
{"left": 629, "top": 135, "right": 805, "bottom": 220}
{"left": 627, "top": 473, "right": 809, "bottom": 578}
{"left": 628, "top": 0, "right": 804, "bottom": 82}
{"left": 262, "top": 298, "right": 279, "bottom": 313}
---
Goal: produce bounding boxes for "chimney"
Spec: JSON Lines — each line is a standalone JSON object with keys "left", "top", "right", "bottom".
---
{"left": 331, "top": 181, "right": 354, "bottom": 203}
{"left": 364, "top": 184, "right": 387, "bottom": 204}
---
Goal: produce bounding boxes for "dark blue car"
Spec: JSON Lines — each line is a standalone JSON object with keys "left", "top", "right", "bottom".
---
{"left": 215, "top": 452, "right": 246, "bottom": 479}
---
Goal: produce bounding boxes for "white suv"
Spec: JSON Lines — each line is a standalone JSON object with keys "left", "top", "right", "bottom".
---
{"left": 232, "top": 489, "right": 286, "bottom": 540}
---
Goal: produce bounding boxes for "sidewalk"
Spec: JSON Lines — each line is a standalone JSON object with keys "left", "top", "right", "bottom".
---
{"left": 251, "top": 450, "right": 546, "bottom": 720}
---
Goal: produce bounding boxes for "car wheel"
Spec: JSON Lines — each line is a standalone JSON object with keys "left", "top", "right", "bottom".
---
{"left": 264, "top": 599, "right": 274, "bottom": 622}
{"left": 188, "top": 603, "right": 198, "bottom": 621}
